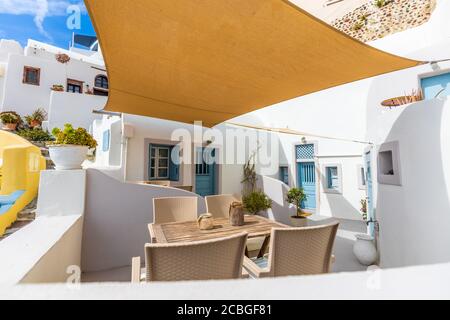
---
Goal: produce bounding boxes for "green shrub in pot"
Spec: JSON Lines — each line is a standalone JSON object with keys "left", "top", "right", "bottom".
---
{"left": 49, "top": 124, "right": 97, "bottom": 170}
{"left": 242, "top": 190, "right": 272, "bottom": 215}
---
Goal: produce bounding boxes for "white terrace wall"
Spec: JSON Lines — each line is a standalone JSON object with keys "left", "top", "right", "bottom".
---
{"left": 0, "top": 170, "right": 86, "bottom": 285}
{"left": 82, "top": 169, "right": 207, "bottom": 274}
{"left": 376, "top": 98, "right": 450, "bottom": 268}
{"left": 47, "top": 91, "right": 106, "bottom": 131}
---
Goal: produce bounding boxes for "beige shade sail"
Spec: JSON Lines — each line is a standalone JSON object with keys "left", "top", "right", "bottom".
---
{"left": 85, "top": 0, "right": 421, "bottom": 127}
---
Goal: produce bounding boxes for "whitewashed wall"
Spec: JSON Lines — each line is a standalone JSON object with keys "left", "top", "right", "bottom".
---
{"left": 0, "top": 39, "right": 106, "bottom": 118}
{"left": 82, "top": 169, "right": 207, "bottom": 273}
{"left": 376, "top": 98, "right": 450, "bottom": 268}
{"left": 369, "top": 0, "right": 450, "bottom": 61}
{"left": 47, "top": 91, "right": 106, "bottom": 131}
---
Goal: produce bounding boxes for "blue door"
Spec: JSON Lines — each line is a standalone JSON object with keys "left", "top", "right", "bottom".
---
{"left": 421, "top": 72, "right": 450, "bottom": 100}
{"left": 297, "top": 162, "right": 316, "bottom": 211}
{"left": 195, "top": 148, "right": 216, "bottom": 197}
{"left": 365, "top": 152, "right": 375, "bottom": 236}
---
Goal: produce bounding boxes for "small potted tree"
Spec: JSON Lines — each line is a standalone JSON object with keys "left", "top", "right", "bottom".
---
{"left": 286, "top": 187, "right": 310, "bottom": 227}
{"left": 242, "top": 190, "right": 272, "bottom": 215}
{"left": 49, "top": 123, "right": 97, "bottom": 170}
{"left": 25, "top": 108, "right": 47, "bottom": 128}
{"left": 0, "top": 111, "right": 21, "bottom": 131}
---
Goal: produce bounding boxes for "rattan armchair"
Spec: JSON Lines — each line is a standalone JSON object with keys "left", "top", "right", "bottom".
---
{"left": 149, "top": 197, "right": 198, "bottom": 242}
{"left": 132, "top": 233, "right": 248, "bottom": 282}
{"left": 243, "top": 222, "right": 339, "bottom": 278}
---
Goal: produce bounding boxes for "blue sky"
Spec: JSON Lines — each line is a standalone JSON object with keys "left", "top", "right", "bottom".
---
{"left": 0, "top": 0, "right": 96, "bottom": 49}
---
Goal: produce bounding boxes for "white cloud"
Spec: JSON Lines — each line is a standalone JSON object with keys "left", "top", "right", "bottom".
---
{"left": 0, "top": 0, "right": 86, "bottom": 39}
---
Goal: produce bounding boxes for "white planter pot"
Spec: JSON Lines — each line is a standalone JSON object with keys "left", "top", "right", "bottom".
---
{"left": 353, "top": 234, "right": 377, "bottom": 266}
{"left": 49, "top": 145, "right": 89, "bottom": 170}
{"left": 290, "top": 216, "right": 308, "bottom": 227}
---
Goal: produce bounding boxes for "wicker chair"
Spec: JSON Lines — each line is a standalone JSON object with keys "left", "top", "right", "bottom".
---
{"left": 149, "top": 197, "right": 198, "bottom": 242}
{"left": 243, "top": 222, "right": 339, "bottom": 278}
{"left": 205, "top": 194, "right": 240, "bottom": 218}
{"left": 152, "top": 196, "right": 198, "bottom": 224}
{"left": 131, "top": 233, "right": 248, "bottom": 282}
{"left": 205, "top": 194, "right": 264, "bottom": 256}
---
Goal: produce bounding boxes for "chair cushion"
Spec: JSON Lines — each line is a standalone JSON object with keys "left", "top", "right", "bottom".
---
{"left": 0, "top": 205, "right": 13, "bottom": 215}
{"left": 251, "top": 257, "right": 269, "bottom": 269}
{"left": 0, "top": 190, "right": 25, "bottom": 205}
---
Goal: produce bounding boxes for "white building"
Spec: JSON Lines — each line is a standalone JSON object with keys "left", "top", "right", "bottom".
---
{"left": 87, "top": 0, "right": 450, "bottom": 268}
{"left": 1, "top": 0, "right": 450, "bottom": 299}
{"left": 0, "top": 38, "right": 108, "bottom": 131}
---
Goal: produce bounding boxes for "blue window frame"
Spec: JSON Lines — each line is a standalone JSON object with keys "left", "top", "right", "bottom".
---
{"left": 149, "top": 144, "right": 180, "bottom": 181}
{"left": 421, "top": 72, "right": 450, "bottom": 100}
{"left": 102, "top": 130, "right": 110, "bottom": 152}
{"left": 327, "top": 167, "right": 339, "bottom": 189}
{"left": 279, "top": 166, "right": 289, "bottom": 185}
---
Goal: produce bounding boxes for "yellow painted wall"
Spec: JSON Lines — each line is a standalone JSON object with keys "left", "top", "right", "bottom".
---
{"left": 0, "top": 130, "right": 46, "bottom": 235}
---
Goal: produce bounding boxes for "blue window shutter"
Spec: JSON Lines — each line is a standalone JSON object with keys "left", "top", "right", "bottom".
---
{"left": 279, "top": 167, "right": 288, "bottom": 185}
{"left": 327, "top": 167, "right": 333, "bottom": 189}
{"left": 102, "top": 130, "right": 110, "bottom": 152}
{"left": 327, "top": 167, "right": 339, "bottom": 189}
{"left": 149, "top": 144, "right": 154, "bottom": 180}
{"left": 169, "top": 145, "right": 180, "bottom": 181}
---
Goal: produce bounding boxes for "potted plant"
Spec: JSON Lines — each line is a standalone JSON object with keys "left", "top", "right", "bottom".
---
{"left": 18, "top": 127, "right": 54, "bottom": 146}
{"left": 0, "top": 111, "right": 21, "bottom": 131}
{"left": 286, "top": 187, "right": 310, "bottom": 227}
{"left": 360, "top": 199, "right": 368, "bottom": 221}
{"left": 242, "top": 190, "right": 272, "bottom": 215}
{"left": 51, "top": 84, "right": 64, "bottom": 92}
{"left": 24, "top": 108, "right": 47, "bottom": 128}
{"left": 49, "top": 123, "right": 97, "bottom": 170}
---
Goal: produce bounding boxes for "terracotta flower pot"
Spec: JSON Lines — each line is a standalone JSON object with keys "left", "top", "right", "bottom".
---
{"left": 30, "top": 120, "right": 41, "bottom": 128}
{"left": 290, "top": 215, "right": 308, "bottom": 227}
{"left": 2, "top": 123, "right": 18, "bottom": 131}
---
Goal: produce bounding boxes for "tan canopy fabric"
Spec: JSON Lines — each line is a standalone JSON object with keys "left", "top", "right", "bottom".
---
{"left": 85, "top": 0, "right": 420, "bottom": 127}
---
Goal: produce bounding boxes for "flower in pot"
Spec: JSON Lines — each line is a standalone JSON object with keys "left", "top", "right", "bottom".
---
{"left": 49, "top": 123, "right": 97, "bottom": 170}
{"left": 242, "top": 190, "right": 272, "bottom": 215}
{"left": 24, "top": 108, "right": 47, "bottom": 128}
{"left": 0, "top": 111, "right": 21, "bottom": 131}
{"left": 286, "top": 187, "right": 310, "bottom": 227}
{"left": 360, "top": 199, "right": 368, "bottom": 221}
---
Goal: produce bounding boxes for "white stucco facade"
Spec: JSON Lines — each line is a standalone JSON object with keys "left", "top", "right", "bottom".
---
{"left": 0, "top": 38, "right": 107, "bottom": 130}
{"left": 2, "top": 0, "right": 450, "bottom": 299}
{"left": 86, "top": 0, "right": 450, "bottom": 271}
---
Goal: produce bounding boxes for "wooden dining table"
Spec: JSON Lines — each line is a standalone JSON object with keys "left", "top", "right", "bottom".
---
{"left": 148, "top": 215, "right": 288, "bottom": 258}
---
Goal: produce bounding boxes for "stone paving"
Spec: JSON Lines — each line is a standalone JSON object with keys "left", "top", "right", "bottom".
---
{"left": 331, "top": 0, "right": 436, "bottom": 42}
